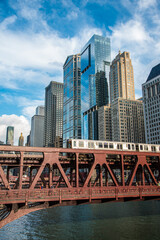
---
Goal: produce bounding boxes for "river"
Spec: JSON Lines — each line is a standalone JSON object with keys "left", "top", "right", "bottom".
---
{"left": 0, "top": 200, "right": 160, "bottom": 240}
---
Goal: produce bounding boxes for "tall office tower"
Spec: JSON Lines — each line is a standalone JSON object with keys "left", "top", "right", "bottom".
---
{"left": 110, "top": 51, "right": 145, "bottom": 143}
{"left": 26, "top": 132, "right": 31, "bottom": 146}
{"left": 142, "top": 63, "right": 160, "bottom": 144}
{"left": 36, "top": 106, "right": 45, "bottom": 116}
{"left": 81, "top": 34, "right": 111, "bottom": 139}
{"left": 63, "top": 54, "right": 81, "bottom": 147}
{"left": 18, "top": 133, "right": 24, "bottom": 146}
{"left": 6, "top": 126, "right": 14, "bottom": 145}
{"left": 110, "top": 51, "right": 135, "bottom": 103}
{"left": 111, "top": 98, "right": 145, "bottom": 143}
{"left": 98, "top": 105, "right": 112, "bottom": 141}
{"left": 44, "top": 81, "right": 63, "bottom": 147}
{"left": 30, "top": 106, "right": 45, "bottom": 147}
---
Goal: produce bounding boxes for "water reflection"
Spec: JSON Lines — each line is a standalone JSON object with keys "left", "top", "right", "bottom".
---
{"left": 1, "top": 200, "right": 160, "bottom": 240}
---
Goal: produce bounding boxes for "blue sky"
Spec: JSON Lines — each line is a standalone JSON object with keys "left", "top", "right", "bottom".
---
{"left": 0, "top": 0, "right": 160, "bottom": 144}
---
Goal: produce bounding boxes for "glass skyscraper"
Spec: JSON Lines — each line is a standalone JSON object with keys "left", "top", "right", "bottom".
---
{"left": 81, "top": 34, "right": 111, "bottom": 139}
{"left": 63, "top": 54, "right": 81, "bottom": 147}
{"left": 6, "top": 126, "right": 14, "bottom": 145}
{"left": 44, "top": 81, "right": 63, "bottom": 147}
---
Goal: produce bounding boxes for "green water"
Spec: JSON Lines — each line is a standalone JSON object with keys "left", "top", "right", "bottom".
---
{"left": 0, "top": 200, "right": 160, "bottom": 240}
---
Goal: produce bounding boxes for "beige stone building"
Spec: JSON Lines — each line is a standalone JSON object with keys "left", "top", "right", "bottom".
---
{"left": 111, "top": 98, "right": 145, "bottom": 143}
{"left": 110, "top": 51, "right": 135, "bottom": 103}
{"left": 110, "top": 51, "right": 145, "bottom": 143}
{"left": 98, "top": 105, "right": 112, "bottom": 141}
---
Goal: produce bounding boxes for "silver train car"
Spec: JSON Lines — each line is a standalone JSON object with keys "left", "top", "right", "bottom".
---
{"left": 67, "top": 139, "right": 160, "bottom": 153}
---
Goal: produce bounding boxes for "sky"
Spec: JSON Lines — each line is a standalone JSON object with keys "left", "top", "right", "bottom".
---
{"left": 0, "top": 0, "right": 160, "bottom": 145}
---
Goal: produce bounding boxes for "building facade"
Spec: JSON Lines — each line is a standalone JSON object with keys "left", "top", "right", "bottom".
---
{"left": 111, "top": 98, "right": 145, "bottom": 143}
{"left": 36, "top": 106, "right": 45, "bottom": 116}
{"left": 81, "top": 34, "right": 111, "bottom": 139}
{"left": 142, "top": 63, "right": 160, "bottom": 144}
{"left": 18, "top": 133, "right": 24, "bottom": 146}
{"left": 30, "top": 106, "right": 44, "bottom": 147}
{"left": 63, "top": 54, "right": 81, "bottom": 147}
{"left": 110, "top": 51, "right": 135, "bottom": 103}
{"left": 44, "top": 81, "right": 63, "bottom": 147}
{"left": 6, "top": 126, "right": 14, "bottom": 145}
{"left": 98, "top": 105, "right": 112, "bottom": 141}
{"left": 110, "top": 51, "right": 145, "bottom": 143}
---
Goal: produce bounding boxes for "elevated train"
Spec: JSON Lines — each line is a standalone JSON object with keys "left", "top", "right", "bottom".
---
{"left": 67, "top": 139, "right": 160, "bottom": 153}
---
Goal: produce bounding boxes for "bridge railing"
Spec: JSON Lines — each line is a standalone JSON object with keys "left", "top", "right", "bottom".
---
{"left": 0, "top": 186, "right": 160, "bottom": 204}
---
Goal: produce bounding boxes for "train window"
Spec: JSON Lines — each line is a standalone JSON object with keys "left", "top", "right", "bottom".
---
{"left": 151, "top": 146, "right": 156, "bottom": 152}
{"left": 99, "top": 142, "right": 103, "bottom": 148}
{"left": 109, "top": 143, "right": 113, "bottom": 148}
{"left": 104, "top": 143, "right": 108, "bottom": 148}
{"left": 88, "top": 142, "right": 94, "bottom": 148}
{"left": 140, "top": 145, "right": 143, "bottom": 150}
{"left": 91, "top": 142, "right": 94, "bottom": 148}
{"left": 144, "top": 145, "right": 148, "bottom": 151}
{"left": 73, "top": 141, "right": 76, "bottom": 147}
{"left": 117, "top": 144, "right": 119, "bottom": 149}
{"left": 136, "top": 144, "right": 139, "bottom": 151}
{"left": 128, "top": 144, "right": 131, "bottom": 150}
{"left": 132, "top": 144, "right": 134, "bottom": 150}
{"left": 79, "top": 141, "right": 84, "bottom": 147}
{"left": 120, "top": 144, "right": 122, "bottom": 149}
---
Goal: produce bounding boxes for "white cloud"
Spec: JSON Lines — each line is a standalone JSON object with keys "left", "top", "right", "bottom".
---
{"left": 1, "top": 94, "right": 44, "bottom": 119}
{"left": 0, "top": 13, "right": 102, "bottom": 90}
{"left": 0, "top": 114, "right": 30, "bottom": 145}
{"left": 110, "top": 3, "right": 160, "bottom": 95}
{"left": 138, "top": 0, "right": 157, "bottom": 10}
{"left": 67, "top": 11, "right": 78, "bottom": 21}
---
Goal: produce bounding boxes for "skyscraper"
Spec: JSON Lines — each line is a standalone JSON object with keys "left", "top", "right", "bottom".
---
{"left": 81, "top": 34, "right": 111, "bottom": 139}
{"left": 63, "top": 54, "right": 81, "bottom": 147}
{"left": 110, "top": 51, "right": 145, "bottom": 143}
{"left": 30, "top": 106, "right": 45, "bottom": 147}
{"left": 111, "top": 98, "right": 145, "bottom": 143}
{"left": 142, "top": 63, "right": 160, "bottom": 144}
{"left": 98, "top": 105, "right": 112, "bottom": 141}
{"left": 110, "top": 51, "right": 135, "bottom": 103}
{"left": 6, "top": 126, "right": 14, "bottom": 145}
{"left": 36, "top": 106, "right": 45, "bottom": 116}
{"left": 44, "top": 81, "right": 63, "bottom": 147}
{"left": 18, "top": 133, "right": 24, "bottom": 146}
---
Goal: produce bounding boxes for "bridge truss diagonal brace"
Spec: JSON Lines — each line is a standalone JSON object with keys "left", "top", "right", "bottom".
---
{"left": 56, "top": 161, "right": 72, "bottom": 188}
{"left": 83, "top": 153, "right": 119, "bottom": 187}
{"left": 145, "top": 162, "right": 157, "bottom": 185}
{"left": 45, "top": 152, "right": 72, "bottom": 188}
{"left": 103, "top": 160, "right": 119, "bottom": 187}
{"left": 30, "top": 152, "right": 58, "bottom": 189}
{"left": 0, "top": 165, "right": 11, "bottom": 190}
{"left": 128, "top": 155, "right": 158, "bottom": 186}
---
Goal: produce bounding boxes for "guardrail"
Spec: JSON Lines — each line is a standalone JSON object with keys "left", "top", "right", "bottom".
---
{"left": 0, "top": 186, "right": 160, "bottom": 204}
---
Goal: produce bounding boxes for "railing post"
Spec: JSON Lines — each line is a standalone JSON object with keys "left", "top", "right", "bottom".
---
{"left": 89, "top": 188, "right": 92, "bottom": 203}
{"left": 59, "top": 189, "right": 62, "bottom": 204}
{"left": 25, "top": 191, "right": 29, "bottom": 206}
{"left": 76, "top": 153, "right": 79, "bottom": 188}
{"left": 115, "top": 188, "right": 119, "bottom": 200}
{"left": 100, "top": 165, "right": 103, "bottom": 187}
{"left": 121, "top": 154, "right": 125, "bottom": 186}
{"left": 19, "top": 152, "right": 24, "bottom": 190}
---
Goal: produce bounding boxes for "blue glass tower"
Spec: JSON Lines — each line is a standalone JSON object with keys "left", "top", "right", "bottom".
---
{"left": 63, "top": 54, "right": 81, "bottom": 147}
{"left": 81, "top": 35, "right": 111, "bottom": 139}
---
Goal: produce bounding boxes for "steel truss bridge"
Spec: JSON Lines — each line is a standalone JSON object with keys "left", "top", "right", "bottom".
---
{"left": 0, "top": 145, "right": 160, "bottom": 228}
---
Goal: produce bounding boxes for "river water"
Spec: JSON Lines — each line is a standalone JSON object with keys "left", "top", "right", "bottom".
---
{"left": 0, "top": 200, "right": 160, "bottom": 240}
